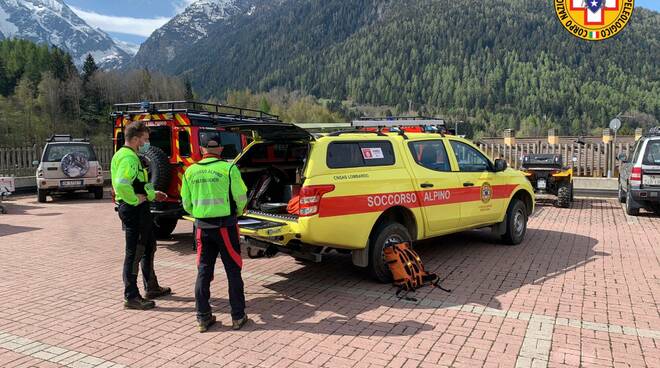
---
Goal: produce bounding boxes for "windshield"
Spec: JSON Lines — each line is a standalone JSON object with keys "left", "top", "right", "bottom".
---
{"left": 199, "top": 130, "right": 243, "bottom": 159}
{"left": 43, "top": 144, "right": 96, "bottom": 162}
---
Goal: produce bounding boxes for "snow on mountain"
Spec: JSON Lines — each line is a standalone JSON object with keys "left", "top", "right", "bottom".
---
{"left": 0, "top": 0, "right": 130, "bottom": 68}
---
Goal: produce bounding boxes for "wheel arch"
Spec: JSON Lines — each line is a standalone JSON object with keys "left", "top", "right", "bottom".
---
{"left": 368, "top": 206, "right": 419, "bottom": 242}
{"left": 510, "top": 188, "right": 534, "bottom": 216}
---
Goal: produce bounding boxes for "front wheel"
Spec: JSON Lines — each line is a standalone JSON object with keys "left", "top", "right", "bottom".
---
{"left": 501, "top": 199, "right": 528, "bottom": 245}
{"left": 154, "top": 217, "right": 178, "bottom": 239}
{"left": 368, "top": 222, "right": 412, "bottom": 283}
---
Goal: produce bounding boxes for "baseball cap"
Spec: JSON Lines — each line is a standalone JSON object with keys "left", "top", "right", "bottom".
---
{"left": 203, "top": 139, "right": 221, "bottom": 148}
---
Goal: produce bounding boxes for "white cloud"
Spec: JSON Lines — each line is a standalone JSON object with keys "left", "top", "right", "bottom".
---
{"left": 70, "top": 6, "right": 171, "bottom": 37}
{"left": 173, "top": 0, "right": 197, "bottom": 13}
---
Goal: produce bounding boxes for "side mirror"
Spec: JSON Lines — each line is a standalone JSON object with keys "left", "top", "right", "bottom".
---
{"left": 617, "top": 153, "right": 628, "bottom": 162}
{"left": 32, "top": 160, "right": 40, "bottom": 167}
{"left": 494, "top": 159, "right": 508, "bottom": 172}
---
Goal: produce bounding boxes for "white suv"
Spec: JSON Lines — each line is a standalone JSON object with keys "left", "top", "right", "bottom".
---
{"left": 618, "top": 128, "right": 660, "bottom": 216}
{"left": 34, "top": 135, "right": 104, "bottom": 203}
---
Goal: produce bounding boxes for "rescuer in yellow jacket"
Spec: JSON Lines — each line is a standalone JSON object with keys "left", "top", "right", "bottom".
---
{"left": 181, "top": 139, "right": 249, "bottom": 332}
{"left": 111, "top": 121, "right": 170, "bottom": 311}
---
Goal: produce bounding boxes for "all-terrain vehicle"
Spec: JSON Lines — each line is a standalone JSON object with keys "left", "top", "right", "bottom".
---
{"left": 110, "top": 101, "right": 280, "bottom": 238}
{"left": 521, "top": 153, "right": 574, "bottom": 208}
{"left": 33, "top": 135, "right": 105, "bottom": 203}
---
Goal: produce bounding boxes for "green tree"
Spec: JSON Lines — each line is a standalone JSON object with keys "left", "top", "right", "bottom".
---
{"left": 82, "top": 54, "right": 98, "bottom": 83}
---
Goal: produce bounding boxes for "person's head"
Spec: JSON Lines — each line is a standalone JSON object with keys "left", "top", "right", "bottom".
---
{"left": 201, "top": 139, "right": 223, "bottom": 156}
{"left": 124, "top": 121, "right": 150, "bottom": 152}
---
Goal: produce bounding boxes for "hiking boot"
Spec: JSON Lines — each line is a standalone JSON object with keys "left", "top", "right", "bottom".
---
{"left": 124, "top": 297, "right": 155, "bottom": 310}
{"left": 197, "top": 315, "right": 217, "bottom": 333}
{"left": 146, "top": 286, "right": 172, "bottom": 299}
{"left": 232, "top": 315, "right": 249, "bottom": 331}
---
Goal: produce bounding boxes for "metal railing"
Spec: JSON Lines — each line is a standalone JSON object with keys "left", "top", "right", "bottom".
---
{"left": 0, "top": 145, "right": 114, "bottom": 177}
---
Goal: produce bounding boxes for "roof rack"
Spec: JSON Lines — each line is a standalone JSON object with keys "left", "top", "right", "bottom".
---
{"left": 352, "top": 116, "right": 446, "bottom": 128}
{"left": 47, "top": 135, "right": 89, "bottom": 143}
{"left": 111, "top": 101, "right": 281, "bottom": 124}
{"left": 648, "top": 127, "right": 660, "bottom": 136}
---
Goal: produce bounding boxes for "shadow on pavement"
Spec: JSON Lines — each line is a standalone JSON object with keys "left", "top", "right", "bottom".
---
{"left": 0, "top": 224, "right": 43, "bottom": 237}
{"left": 156, "top": 227, "right": 603, "bottom": 336}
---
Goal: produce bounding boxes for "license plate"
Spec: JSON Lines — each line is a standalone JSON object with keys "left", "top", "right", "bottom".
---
{"left": 60, "top": 180, "right": 83, "bottom": 187}
{"left": 643, "top": 175, "right": 660, "bottom": 186}
{"left": 537, "top": 179, "right": 547, "bottom": 190}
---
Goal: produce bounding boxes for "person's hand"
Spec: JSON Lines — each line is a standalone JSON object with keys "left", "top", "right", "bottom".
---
{"left": 155, "top": 191, "right": 168, "bottom": 202}
{"left": 137, "top": 194, "right": 147, "bottom": 205}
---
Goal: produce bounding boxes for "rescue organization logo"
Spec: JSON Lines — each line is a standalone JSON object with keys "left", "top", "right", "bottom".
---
{"left": 554, "top": 0, "right": 634, "bottom": 41}
{"left": 481, "top": 183, "right": 493, "bottom": 204}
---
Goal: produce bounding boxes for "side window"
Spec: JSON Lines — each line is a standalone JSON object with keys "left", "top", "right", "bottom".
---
{"left": 643, "top": 141, "right": 660, "bottom": 165}
{"left": 116, "top": 132, "right": 125, "bottom": 150}
{"left": 408, "top": 140, "right": 451, "bottom": 172}
{"left": 149, "top": 126, "right": 172, "bottom": 156}
{"left": 450, "top": 141, "right": 491, "bottom": 172}
{"left": 178, "top": 130, "right": 191, "bottom": 157}
{"left": 632, "top": 141, "right": 643, "bottom": 162}
{"left": 327, "top": 141, "right": 395, "bottom": 169}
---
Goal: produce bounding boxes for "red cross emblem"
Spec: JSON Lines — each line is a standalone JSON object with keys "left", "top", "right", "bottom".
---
{"left": 570, "top": 0, "right": 619, "bottom": 25}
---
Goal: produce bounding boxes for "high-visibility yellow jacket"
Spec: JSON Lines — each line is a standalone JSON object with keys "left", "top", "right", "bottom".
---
{"left": 181, "top": 157, "right": 248, "bottom": 219}
{"left": 110, "top": 146, "right": 155, "bottom": 206}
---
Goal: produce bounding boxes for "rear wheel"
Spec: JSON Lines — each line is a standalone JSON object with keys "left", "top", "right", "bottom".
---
{"left": 618, "top": 184, "right": 626, "bottom": 203}
{"left": 556, "top": 183, "right": 571, "bottom": 208}
{"left": 501, "top": 199, "right": 528, "bottom": 245}
{"left": 92, "top": 187, "right": 104, "bottom": 200}
{"left": 37, "top": 189, "right": 47, "bottom": 203}
{"left": 154, "top": 217, "right": 178, "bottom": 239}
{"left": 368, "top": 222, "right": 412, "bottom": 283}
{"left": 625, "top": 189, "right": 640, "bottom": 216}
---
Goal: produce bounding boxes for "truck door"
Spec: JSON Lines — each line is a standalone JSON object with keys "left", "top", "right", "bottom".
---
{"left": 447, "top": 140, "right": 504, "bottom": 227}
{"left": 406, "top": 139, "right": 461, "bottom": 236}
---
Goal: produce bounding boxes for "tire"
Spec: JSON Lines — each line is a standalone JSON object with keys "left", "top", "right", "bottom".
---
{"left": 368, "top": 222, "right": 412, "bottom": 283}
{"left": 92, "top": 187, "right": 104, "bottom": 200}
{"left": 37, "top": 189, "right": 47, "bottom": 203}
{"left": 501, "top": 199, "right": 528, "bottom": 245}
{"left": 651, "top": 204, "right": 660, "bottom": 216}
{"left": 556, "top": 183, "right": 571, "bottom": 208}
{"left": 141, "top": 146, "right": 170, "bottom": 192}
{"left": 154, "top": 217, "right": 178, "bottom": 239}
{"left": 625, "top": 189, "right": 640, "bottom": 216}
{"left": 618, "top": 184, "right": 626, "bottom": 203}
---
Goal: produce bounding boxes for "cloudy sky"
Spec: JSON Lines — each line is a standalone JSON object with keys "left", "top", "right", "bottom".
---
{"left": 66, "top": 0, "right": 197, "bottom": 45}
{"left": 67, "top": 0, "right": 660, "bottom": 46}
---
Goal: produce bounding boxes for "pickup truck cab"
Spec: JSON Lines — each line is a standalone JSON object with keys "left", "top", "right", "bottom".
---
{"left": 229, "top": 120, "right": 535, "bottom": 282}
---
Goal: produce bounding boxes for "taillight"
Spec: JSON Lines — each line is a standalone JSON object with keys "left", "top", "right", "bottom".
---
{"left": 630, "top": 167, "right": 643, "bottom": 186}
{"left": 299, "top": 185, "right": 335, "bottom": 217}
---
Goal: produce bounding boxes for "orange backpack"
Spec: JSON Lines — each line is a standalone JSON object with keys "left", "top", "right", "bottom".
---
{"left": 384, "top": 242, "right": 451, "bottom": 301}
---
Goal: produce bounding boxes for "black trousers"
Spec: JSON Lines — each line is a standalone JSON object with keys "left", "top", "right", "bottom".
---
{"left": 118, "top": 202, "right": 160, "bottom": 300}
{"left": 195, "top": 225, "right": 245, "bottom": 321}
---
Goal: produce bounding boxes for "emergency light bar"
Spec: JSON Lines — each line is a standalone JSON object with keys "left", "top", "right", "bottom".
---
{"left": 352, "top": 116, "right": 445, "bottom": 128}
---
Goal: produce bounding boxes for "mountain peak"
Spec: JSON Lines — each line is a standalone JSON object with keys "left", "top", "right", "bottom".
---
{"left": 0, "top": 0, "right": 129, "bottom": 68}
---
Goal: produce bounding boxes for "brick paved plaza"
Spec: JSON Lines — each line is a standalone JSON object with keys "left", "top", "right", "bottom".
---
{"left": 0, "top": 194, "right": 658, "bottom": 368}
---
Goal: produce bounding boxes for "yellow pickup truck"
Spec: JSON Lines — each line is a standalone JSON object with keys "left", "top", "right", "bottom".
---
{"left": 223, "top": 119, "right": 535, "bottom": 282}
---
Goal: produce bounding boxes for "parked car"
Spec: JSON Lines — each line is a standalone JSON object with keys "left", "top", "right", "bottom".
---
{"left": 233, "top": 117, "right": 536, "bottom": 282}
{"left": 618, "top": 127, "right": 660, "bottom": 215}
{"left": 110, "top": 101, "right": 279, "bottom": 237}
{"left": 34, "top": 135, "right": 104, "bottom": 203}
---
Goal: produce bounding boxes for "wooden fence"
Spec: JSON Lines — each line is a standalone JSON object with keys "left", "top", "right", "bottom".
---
{"left": 478, "top": 142, "right": 633, "bottom": 177}
{"left": 1, "top": 142, "right": 633, "bottom": 178}
{"left": 0, "top": 145, "right": 114, "bottom": 177}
